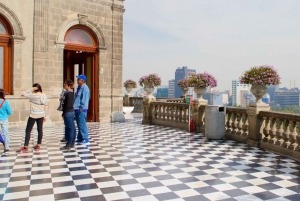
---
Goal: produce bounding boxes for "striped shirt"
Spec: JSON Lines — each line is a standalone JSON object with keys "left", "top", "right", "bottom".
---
{"left": 22, "top": 91, "right": 48, "bottom": 119}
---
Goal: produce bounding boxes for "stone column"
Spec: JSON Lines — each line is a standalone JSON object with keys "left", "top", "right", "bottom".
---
{"left": 124, "top": 94, "right": 132, "bottom": 106}
{"left": 192, "top": 100, "right": 208, "bottom": 133}
{"left": 11, "top": 35, "right": 26, "bottom": 94}
{"left": 247, "top": 104, "right": 270, "bottom": 147}
{"left": 142, "top": 96, "right": 156, "bottom": 125}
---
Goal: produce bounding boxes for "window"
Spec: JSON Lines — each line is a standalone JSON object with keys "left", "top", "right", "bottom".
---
{"left": 65, "top": 29, "right": 93, "bottom": 45}
{"left": 0, "top": 16, "right": 12, "bottom": 94}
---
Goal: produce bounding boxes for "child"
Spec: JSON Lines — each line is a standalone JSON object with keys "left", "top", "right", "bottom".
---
{"left": 0, "top": 89, "right": 13, "bottom": 153}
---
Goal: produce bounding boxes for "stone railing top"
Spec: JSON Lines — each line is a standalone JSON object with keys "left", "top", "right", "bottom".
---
{"left": 152, "top": 101, "right": 188, "bottom": 107}
{"left": 259, "top": 110, "right": 300, "bottom": 121}
{"left": 226, "top": 107, "right": 248, "bottom": 114}
{"left": 129, "top": 97, "right": 143, "bottom": 100}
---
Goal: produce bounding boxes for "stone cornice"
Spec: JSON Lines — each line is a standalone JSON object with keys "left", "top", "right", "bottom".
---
{"left": 111, "top": 4, "right": 125, "bottom": 13}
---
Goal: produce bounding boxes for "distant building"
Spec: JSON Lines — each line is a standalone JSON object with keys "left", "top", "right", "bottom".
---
{"left": 168, "top": 79, "right": 175, "bottom": 98}
{"left": 267, "top": 85, "right": 279, "bottom": 102}
{"left": 156, "top": 88, "right": 168, "bottom": 98}
{"left": 232, "top": 80, "right": 249, "bottom": 106}
{"left": 262, "top": 93, "right": 270, "bottom": 104}
{"left": 174, "top": 66, "right": 196, "bottom": 98}
{"left": 213, "top": 93, "right": 229, "bottom": 106}
{"left": 274, "top": 88, "right": 300, "bottom": 108}
{"left": 240, "top": 90, "right": 249, "bottom": 107}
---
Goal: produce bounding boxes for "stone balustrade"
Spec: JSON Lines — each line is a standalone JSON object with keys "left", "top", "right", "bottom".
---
{"left": 123, "top": 94, "right": 300, "bottom": 161}
{"left": 129, "top": 97, "right": 143, "bottom": 113}
{"left": 259, "top": 111, "right": 300, "bottom": 159}
{"left": 151, "top": 102, "right": 189, "bottom": 131}
{"left": 225, "top": 107, "right": 249, "bottom": 143}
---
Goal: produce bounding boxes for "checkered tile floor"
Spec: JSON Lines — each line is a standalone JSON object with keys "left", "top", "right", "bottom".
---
{"left": 1, "top": 118, "right": 300, "bottom": 201}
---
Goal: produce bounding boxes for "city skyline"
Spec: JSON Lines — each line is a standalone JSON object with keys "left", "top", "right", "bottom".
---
{"left": 123, "top": 0, "right": 300, "bottom": 91}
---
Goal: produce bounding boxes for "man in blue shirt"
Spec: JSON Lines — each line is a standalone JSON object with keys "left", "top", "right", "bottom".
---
{"left": 74, "top": 74, "right": 90, "bottom": 144}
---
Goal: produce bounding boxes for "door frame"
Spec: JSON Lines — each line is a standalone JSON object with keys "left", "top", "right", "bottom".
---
{"left": 63, "top": 25, "right": 99, "bottom": 122}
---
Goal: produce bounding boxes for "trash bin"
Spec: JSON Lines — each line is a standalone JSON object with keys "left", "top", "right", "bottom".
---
{"left": 205, "top": 105, "right": 226, "bottom": 139}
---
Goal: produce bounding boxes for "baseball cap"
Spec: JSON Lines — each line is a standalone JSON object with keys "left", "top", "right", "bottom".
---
{"left": 76, "top": 74, "right": 87, "bottom": 82}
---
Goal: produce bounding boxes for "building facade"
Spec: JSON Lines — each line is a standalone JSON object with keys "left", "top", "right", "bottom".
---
{"left": 0, "top": 0, "right": 125, "bottom": 126}
{"left": 274, "top": 89, "right": 300, "bottom": 108}
{"left": 213, "top": 93, "right": 229, "bottom": 106}
{"left": 168, "top": 79, "right": 175, "bottom": 98}
{"left": 174, "top": 66, "right": 196, "bottom": 98}
{"left": 232, "top": 80, "right": 249, "bottom": 106}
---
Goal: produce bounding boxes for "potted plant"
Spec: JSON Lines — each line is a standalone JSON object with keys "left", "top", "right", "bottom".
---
{"left": 139, "top": 74, "right": 161, "bottom": 96}
{"left": 188, "top": 72, "right": 217, "bottom": 101}
{"left": 177, "top": 79, "right": 189, "bottom": 96}
{"left": 239, "top": 65, "right": 281, "bottom": 105}
{"left": 123, "top": 79, "right": 137, "bottom": 95}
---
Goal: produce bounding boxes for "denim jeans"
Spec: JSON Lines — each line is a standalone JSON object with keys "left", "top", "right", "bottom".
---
{"left": 0, "top": 120, "right": 9, "bottom": 149}
{"left": 75, "top": 112, "right": 88, "bottom": 141}
{"left": 64, "top": 111, "right": 76, "bottom": 145}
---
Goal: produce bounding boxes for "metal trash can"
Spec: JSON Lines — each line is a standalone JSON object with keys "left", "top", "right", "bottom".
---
{"left": 205, "top": 105, "right": 226, "bottom": 140}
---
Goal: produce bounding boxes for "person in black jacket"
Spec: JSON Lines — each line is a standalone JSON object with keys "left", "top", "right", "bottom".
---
{"left": 61, "top": 79, "right": 76, "bottom": 149}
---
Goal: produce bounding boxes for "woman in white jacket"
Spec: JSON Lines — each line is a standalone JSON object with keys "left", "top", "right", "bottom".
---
{"left": 18, "top": 83, "right": 48, "bottom": 153}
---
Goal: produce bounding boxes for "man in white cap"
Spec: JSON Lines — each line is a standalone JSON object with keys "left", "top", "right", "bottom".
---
{"left": 74, "top": 74, "right": 90, "bottom": 144}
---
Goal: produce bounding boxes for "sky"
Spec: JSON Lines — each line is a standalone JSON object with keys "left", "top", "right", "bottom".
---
{"left": 123, "top": 0, "right": 300, "bottom": 91}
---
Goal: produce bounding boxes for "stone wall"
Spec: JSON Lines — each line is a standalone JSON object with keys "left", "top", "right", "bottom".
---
{"left": 1, "top": 0, "right": 125, "bottom": 126}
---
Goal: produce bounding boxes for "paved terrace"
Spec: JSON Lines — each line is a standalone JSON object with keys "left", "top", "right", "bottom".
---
{"left": 1, "top": 113, "right": 300, "bottom": 201}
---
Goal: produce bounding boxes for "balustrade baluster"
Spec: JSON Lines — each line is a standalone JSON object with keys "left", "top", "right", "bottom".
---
{"left": 263, "top": 117, "right": 271, "bottom": 142}
{"left": 236, "top": 113, "right": 243, "bottom": 136}
{"left": 289, "top": 121, "right": 298, "bottom": 150}
{"left": 276, "top": 119, "right": 284, "bottom": 146}
{"left": 282, "top": 120, "right": 291, "bottom": 148}
{"left": 183, "top": 106, "right": 186, "bottom": 122}
{"left": 231, "top": 113, "right": 238, "bottom": 135}
{"left": 226, "top": 112, "right": 232, "bottom": 134}
{"left": 269, "top": 118, "right": 277, "bottom": 144}
{"left": 163, "top": 104, "right": 167, "bottom": 121}
{"left": 242, "top": 114, "right": 249, "bottom": 137}
{"left": 171, "top": 105, "right": 174, "bottom": 121}
{"left": 296, "top": 121, "right": 300, "bottom": 152}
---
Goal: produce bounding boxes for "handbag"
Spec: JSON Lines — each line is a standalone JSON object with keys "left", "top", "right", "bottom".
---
{"left": 57, "top": 101, "right": 63, "bottom": 111}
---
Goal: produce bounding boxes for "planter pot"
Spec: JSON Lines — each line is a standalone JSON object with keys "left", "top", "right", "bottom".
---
{"left": 144, "top": 84, "right": 155, "bottom": 97}
{"left": 250, "top": 84, "right": 268, "bottom": 105}
{"left": 181, "top": 87, "right": 189, "bottom": 96}
{"left": 125, "top": 86, "right": 133, "bottom": 95}
{"left": 194, "top": 86, "right": 207, "bottom": 102}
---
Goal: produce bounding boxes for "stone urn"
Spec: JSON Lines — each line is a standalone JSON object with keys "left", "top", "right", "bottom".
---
{"left": 194, "top": 86, "right": 207, "bottom": 102}
{"left": 181, "top": 87, "right": 189, "bottom": 96}
{"left": 125, "top": 85, "right": 133, "bottom": 95}
{"left": 144, "top": 84, "right": 155, "bottom": 97}
{"left": 250, "top": 84, "right": 268, "bottom": 105}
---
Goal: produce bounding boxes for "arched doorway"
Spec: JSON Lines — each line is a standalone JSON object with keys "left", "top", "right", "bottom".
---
{"left": 0, "top": 15, "right": 12, "bottom": 94}
{"left": 63, "top": 25, "right": 99, "bottom": 122}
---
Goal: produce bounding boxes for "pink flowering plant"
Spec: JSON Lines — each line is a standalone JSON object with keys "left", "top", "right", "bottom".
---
{"left": 177, "top": 79, "right": 189, "bottom": 88}
{"left": 124, "top": 79, "right": 137, "bottom": 88}
{"left": 139, "top": 74, "right": 161, "bottom": 87}
{"left": 188, "top": 72, "right": 217, "bottom": 88}
{"left": 239, "top": 65, "right": 281, "bottom": 85}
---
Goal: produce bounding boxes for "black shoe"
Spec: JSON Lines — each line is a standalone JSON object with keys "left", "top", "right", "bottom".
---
{"left": 60, "top": 138, "right": 66, "bottom": 142}
{"left": 70, "top": 143, "right": 75, "bottom": 148}
{"left": 61, "top": 144, "right": 71, "bottom": 149}
{"left": 4, "top": 149, "right": 9, "bottom": 153}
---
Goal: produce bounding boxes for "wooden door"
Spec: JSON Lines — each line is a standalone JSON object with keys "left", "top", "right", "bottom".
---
{"left": 63, "top": 50, "right": 98, "bottom": 122}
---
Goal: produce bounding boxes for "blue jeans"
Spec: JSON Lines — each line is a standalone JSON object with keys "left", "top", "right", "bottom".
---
{"left": 75, "top": 112, "right": 88, "bottom": 141}
{"left": 64, "top": 111, "right": 76, "bottom": 144}
{"left": 0, "top": 120, "right": 9, "bottom": 149}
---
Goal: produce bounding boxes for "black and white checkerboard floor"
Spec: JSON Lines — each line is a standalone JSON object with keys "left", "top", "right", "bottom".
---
{"left": 1, "top": 118, "right": 300, "bottom": 201}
